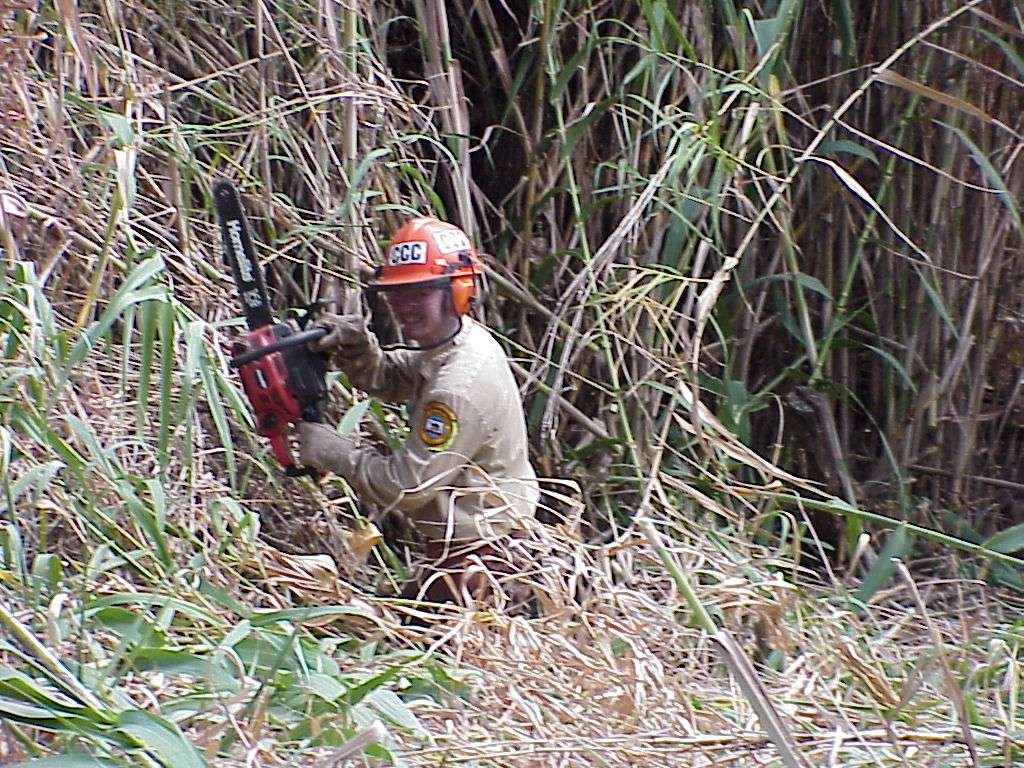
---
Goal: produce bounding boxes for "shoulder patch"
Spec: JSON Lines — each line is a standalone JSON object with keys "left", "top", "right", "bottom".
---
{"left": 418, "top": 401, "right": 459, "bottom": 451}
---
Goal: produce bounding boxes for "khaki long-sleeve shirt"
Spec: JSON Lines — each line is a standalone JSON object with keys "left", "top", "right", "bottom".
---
{"left": 334, "top": 319, "right": 539, "bottom": 545}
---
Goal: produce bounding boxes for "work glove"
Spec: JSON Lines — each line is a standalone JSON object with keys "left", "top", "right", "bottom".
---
{"left": 311, "top": 313, "right": 376, "bottom": 361}
{"left": 297, "top": 421, "right": 357, "bottom": 477}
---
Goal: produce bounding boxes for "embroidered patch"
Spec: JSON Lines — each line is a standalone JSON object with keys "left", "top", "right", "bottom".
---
{"left": 418, "top": 401, "right": 458, "bottom": 451}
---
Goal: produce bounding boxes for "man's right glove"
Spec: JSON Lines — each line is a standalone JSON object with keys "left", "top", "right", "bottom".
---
{"left": 311, "top": 313, "right": 376, "bottom": 361}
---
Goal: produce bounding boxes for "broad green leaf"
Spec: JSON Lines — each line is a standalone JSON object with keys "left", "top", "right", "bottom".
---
{"left": 338, "top": 399, "right": 372, "bottom": 436}
{"left": 157, "top": 300, "right": 175, "bottom": 472}
{"left": 113, "top": 478, "right": 171, "bottom": 569}
{"left": 910, "top": 262, "right": 958, "bottom": 341}
{"left": 8, "top": 461, "right": 63, "bottom": 506}
{"left": 136, "top": 298, "right": 159, "bottom": 435}
{"left": 983, "top": 523, "right": 1024, "bottom": 555}
{"left": 129, "top": 648, "right": 238, "bottom": 692}
{"left": 559, "top": 99, "right": 613, "bottom": 161}
{"left": 0, "top": 668, "right": 112, "bottom": 724}
{"left": 116, "top": 710, "right": 205, "bottom": 768}
{"left": 10, "top": 754, "right": 120, "bottom": 767}
{"left": 551, "top": 38, "right": 599, "bottom": 99}
{"left": 340, "top": 147, "right": 391, "bottom": 213}
{"left": 249, "top": 605, "right": 377, "bottom": 627}
{"left": 817, "top": 140, "right": 877, "bottom": 165}
{"left": 3, "top": 523, "right": 27, "bottom": 581}
{"left": 31, "top": 553, "right": 62, "bottom": 596}
{"left": 344, "top": 664, "right": 405, "bottom": 706}
{"left": 85, "top": 594, "right": 219, "bottom": 625}
{"left": 65, "top": 256, "right": 166, "bottom": 372}
{"left": 296, "top": 671, "right": 346, "bottom": 703}
{"left": 978, "top": 29, "right": 1024, "bottom": 80}
{"left": 89, "top": 607, "right": 160, "bottom": 646}
{"left": 220, "top": 619, "right": 252, "bottom": 648}
{"left": 750, "top": 271, "right": 833, "bottom": 300}
{"left": 359, "top": 688, "right": 425, "bottom": 735}
{"left": 854, "top": 524, "right": 913, "bottom": 605}
{"left": 98, "top": 110, "right": 135, "bottom": 148}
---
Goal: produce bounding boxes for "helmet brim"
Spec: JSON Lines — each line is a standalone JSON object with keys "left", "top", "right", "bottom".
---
{"left": 369, "top": 275, "right": 451, "bottom": 290}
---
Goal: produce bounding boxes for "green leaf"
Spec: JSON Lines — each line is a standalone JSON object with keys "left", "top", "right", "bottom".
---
{"left": 943, "top": 121, "right": 1022, "bottom": 231}
{"left": 750, "top": 272, "right": 833, "bottom": 301}
{"left": 31, "top": 553, "right": 62, "bottom": 596}
{"left": 136, "top": 296, "right": 159, "bottom": 434}
{"left": 114, "top": 478, "right": 171, "bottom": 569}
{"left": 85, "top": 594, "right": 220, "bottom": 625}
{"left": 340, "top": 147, "right": 392, "bottom": 214}
{"left": 358, "top": 688, "right": 425, "bottom": 735}
{"left": 89, "top": 607, "right": 160, "bottom": 646}
{"left": 817, "top": 140, "right": 877, "bottom": 165}
{"left": 249, "top": 605, "right": 378, "bottom": 627}
{"left": 197, "top": 341, "right": 235, "bottom": 486}
{"left": 550, "top": 37, "right": 599, "bottom": 101}
{"left": 220, "top": 619, "right": 252, "bottom": 648}
{"left": 344, "top": 664, "right": 405, "bottom": 707}
{"left": 98, "top": 111, "right": 135, "bottom": 148}
{"left": 559, "top": 99, "right": 613, "bottom": 161}
{"left": 978, "top": 29, "right": 1024, "bottom": 80}
{"left": 156, "top": 300, "right": 176, "bottom": 472}
{"left": 861, "top": 343, "right": 917, "bottom": 394}
{"left": 116, "top": 710, "right": 206, "bottom": 768}
{"left": 296, "top": 671, "right": 346, "bottom": 703}
{"left": 832, "top": 0, "right": 855, "bottom": 65}
{"left": 983, "top": 523, "right": 1024, "bottom": 555}
{"left": 744, "top": 0, "right": 800, "bottom": 65}
{"left": 338, "top": 399, "right": 372, "bottom": 436}
{"left": 0, "top": 666, "right": 113, "bottom": 726}
{"left": 65, "top": 256, "right": 166, "bottom": 371}
{"left": 7, "top": 462, "right": 63, "bottom": 507}
{"left": 129, "top": 648, "right": 238, "bottom": 693}
{"left": 9, "top": 755, "right": 120, "bottom": 767}
{"left": 854, "top": 524, "right": 913, "bottom": 606}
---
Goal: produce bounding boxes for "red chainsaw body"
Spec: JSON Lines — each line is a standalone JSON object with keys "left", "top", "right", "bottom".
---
{"left": 234, "top": 324, "right": 303, "bottom": 468}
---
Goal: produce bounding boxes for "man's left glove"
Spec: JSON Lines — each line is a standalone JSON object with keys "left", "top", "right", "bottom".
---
{"left": 297, "top": 422, "right": 357, "bottom": 477}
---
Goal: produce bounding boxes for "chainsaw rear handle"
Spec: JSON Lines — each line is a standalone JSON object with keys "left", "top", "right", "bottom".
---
{"left": 230, "top": 326, "right": 327, "bottom": 367}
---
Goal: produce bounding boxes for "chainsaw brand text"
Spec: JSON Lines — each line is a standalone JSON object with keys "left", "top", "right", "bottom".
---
{"left": 228, "top": 220, "right": 255, "bottom": 282}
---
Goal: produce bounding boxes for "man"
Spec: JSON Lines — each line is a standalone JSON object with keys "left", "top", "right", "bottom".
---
{"left": 297, "top": 216, "right": 540, "bottom": 606}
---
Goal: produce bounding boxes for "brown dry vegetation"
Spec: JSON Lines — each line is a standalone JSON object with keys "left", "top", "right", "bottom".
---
{"left": 1, "top": 1, "right": 1023, "bottom": 766}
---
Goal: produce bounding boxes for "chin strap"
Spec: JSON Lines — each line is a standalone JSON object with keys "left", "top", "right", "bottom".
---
{"left": 377, "top": 316, "right": 464, "bottom": 352}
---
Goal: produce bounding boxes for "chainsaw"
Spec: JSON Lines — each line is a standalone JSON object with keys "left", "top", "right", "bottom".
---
{"left": 213, "top": 180, "right": 328, "bottom": 477}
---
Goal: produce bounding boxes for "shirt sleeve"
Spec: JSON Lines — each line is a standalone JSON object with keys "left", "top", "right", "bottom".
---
{"left": 336, "top": 389, "right": 487, "bottom": 513}
{"left": 339, "top": 345, "right": 421, "bottom": 404}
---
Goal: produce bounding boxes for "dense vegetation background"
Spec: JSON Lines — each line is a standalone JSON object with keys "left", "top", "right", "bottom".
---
{"left": 1, "top": 0, "right": 1022, "bottom": 766}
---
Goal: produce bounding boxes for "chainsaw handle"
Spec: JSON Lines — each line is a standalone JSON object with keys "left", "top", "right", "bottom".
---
{"left": 231, "top": 327, "right": 327, "bottom": 367}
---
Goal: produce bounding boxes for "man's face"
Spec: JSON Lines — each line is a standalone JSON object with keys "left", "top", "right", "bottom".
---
{"left": 383, "top": 284, "right": 455, "bottom": 346}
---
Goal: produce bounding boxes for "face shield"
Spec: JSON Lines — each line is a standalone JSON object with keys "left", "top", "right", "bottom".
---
{"left": 366, "top": 278, "right": 462, "bottom": 351}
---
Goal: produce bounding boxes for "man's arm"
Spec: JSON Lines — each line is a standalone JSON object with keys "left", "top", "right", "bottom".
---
{"left": 299, "top": 391, "right": 486, "bottom": 511}
{"left": 314, "top": 313, "right": 420, "bottom": 402}
{"left": 341, "top": 344, "right": 420, "bottom": 404}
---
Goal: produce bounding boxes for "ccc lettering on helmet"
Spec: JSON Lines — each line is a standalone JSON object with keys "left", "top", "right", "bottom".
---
{"left": 435, "top": 230, "right": 470, "bottom": 254}
{"left": 388, "top": 241, "right": 427, "bottom": 265}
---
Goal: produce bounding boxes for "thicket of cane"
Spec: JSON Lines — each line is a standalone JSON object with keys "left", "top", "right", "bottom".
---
{"left": 0, "top": 1, "right": 1022, "bottom": 766}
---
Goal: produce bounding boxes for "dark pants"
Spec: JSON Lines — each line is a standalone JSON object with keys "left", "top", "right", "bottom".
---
{"left": 400, "top": 531, "right": 531, "bottom": 608}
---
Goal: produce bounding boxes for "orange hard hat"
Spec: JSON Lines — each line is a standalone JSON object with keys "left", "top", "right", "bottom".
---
{"left": 372, "top": 217, "right": 482, "bottom": 315}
